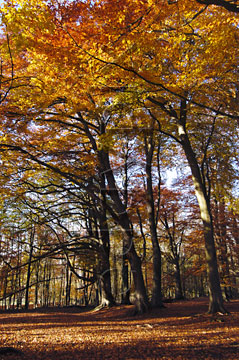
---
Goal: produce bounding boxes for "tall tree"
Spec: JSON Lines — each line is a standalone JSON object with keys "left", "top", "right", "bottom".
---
{"left": 1, "top": 0, "right": 239, "bottom": 313}
{"left": 80, "top": 0, "right": 239, "bottom": 313}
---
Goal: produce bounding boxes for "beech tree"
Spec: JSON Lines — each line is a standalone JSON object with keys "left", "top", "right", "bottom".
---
{"left": 0, "top": 0, "right": 239, "bottom": 314}
{"left": 61, "top": 0, "right": 237, "bottom": 313}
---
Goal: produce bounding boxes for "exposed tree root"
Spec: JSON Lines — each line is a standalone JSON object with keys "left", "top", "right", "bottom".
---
{"left": 207, "top": 301, "right": 229, "bottom": 315}
{"left": 92, "top": 300, "right": 115, "bottom": 312}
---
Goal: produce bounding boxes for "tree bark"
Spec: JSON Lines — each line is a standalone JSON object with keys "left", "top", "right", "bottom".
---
{"left": 175, "top": 259, "right": 184, "bottom": 300}
{"left": 144, "top": 134, "right": 163, "bottom": 307}
{"left": 121, "top": 141, "right": 131, "bottom": 304}
{"left": 99, "top": 149, "right": 149, "bottom": 313}
{"left": 25, "top": 227, "right": 34, "bottom": 309}
{"left": 81, "top": 115, "right": 149, "bottom": 313}
{"left": 97, "top": 165, "right": 115, "bottom": 307}
{"left": 162, "top": 213, "right": 184, "bottom": 300}
{"left": 178, "top": 99, "right": 226, "bottom": 313}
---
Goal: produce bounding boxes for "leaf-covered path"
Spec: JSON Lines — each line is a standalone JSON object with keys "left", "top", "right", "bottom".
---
{"left": 0, "top": 298, "right": 238, "bottom": 359}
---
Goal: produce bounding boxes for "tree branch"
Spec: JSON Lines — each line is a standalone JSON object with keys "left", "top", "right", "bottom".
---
{"left": 196, "top": 0, "right": 239, "bottom": 13}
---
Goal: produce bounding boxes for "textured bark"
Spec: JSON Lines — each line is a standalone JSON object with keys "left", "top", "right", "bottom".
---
{"left": 213, "top": 199, "right": 231, "bottom": 300}
{"left": 99, "top": 149, "right": 149, "bottom": 313}
{"left": 99, "top": 270, "right": 115, "bottom": 307}
{"left": 121, "top": 144, "right": 131, "bottom": 305}
{"left": 98, "top": 173, "right": 115, "bottom": 307}
{"left": 129, "top": 248, "right": 150, "bottom": 314}
{"left": 178, "top": 100, "right": 226, "bottom": 314}
{"left": 84, "top": 117, "right": 149, "bottom": 313}
{"left": 144, "top": 134, "right": 163, "bottom": 308}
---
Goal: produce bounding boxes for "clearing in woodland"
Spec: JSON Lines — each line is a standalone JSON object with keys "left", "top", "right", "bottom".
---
{"left": 0, "top": 298, "right": 238, "bottom": 360}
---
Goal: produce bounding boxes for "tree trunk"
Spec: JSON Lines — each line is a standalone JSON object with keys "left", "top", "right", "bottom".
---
{"left": 175, "top": 258, "right": 184, "bottom": 300}
{"left": 98, "top": 172, "right": 115, "bottom": 307}
{"left": 128, "top": 244, "right": 149, "bottom": 314}
{"left": 178, "top": 100, "right": 226, "bottom": 313}
{"left": 121, "top": 140, "right": 131, "bottom": 305}
{"left": 83, "top": 117, "right": 149, "bottom": 313}
{"left": 144, "top": 133, "right": 163, "bottom": 308}
{"left": 121, "top": 255, "right": 130, "bottom": 304}
{"left": 25, "top": 228, "right": 34, "bottom": 310}
{"left": 99, "top": 149, "right": 149, "bottom": 313}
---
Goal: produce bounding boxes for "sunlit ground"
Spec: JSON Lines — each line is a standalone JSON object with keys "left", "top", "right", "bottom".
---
{"left": 0, "top": 298, "right": 238, "bottom": 359}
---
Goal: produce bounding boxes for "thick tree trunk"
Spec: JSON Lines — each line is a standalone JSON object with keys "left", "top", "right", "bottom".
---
{"left": 99, "top": 149, "right": 149, "bottom": 313}
{"left": 128, "top": 244, "right": 149, "bottom": 314}
{"left": 177, "top": 100, "right": 226, "bottom": 313}
{"left": 84, "top": 118, "right": 149, "bottom": 313}
{"left": 99, "top": 269, "right": 115, "bottom": 307}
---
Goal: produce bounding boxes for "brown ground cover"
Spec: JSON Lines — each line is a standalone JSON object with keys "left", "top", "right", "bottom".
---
{"left": 0, "top": 297, "right": 238, "bottom": 359}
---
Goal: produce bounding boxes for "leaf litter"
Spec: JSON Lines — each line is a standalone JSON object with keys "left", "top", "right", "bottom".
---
{"left": 0, "top": 298, "right": 238, "bottom": 359}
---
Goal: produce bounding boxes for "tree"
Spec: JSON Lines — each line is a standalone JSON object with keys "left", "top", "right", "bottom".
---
{"left": 0, "top": 0, "right": 153, "bottom": 313}
{"left": 144, "top": 126, "right": 163, "bottom": 307}
{"left": 68, "top": 0, "right": 237, "bottom": 313}
{"left": 1, "top": 0, "right": 239, "bottom": 313}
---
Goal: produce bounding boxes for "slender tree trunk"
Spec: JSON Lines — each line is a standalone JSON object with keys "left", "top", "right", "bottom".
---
{"left": 144, "top": 134, "right": 163, "bottom": 307}
{"left": 175, "top": 259, "right": 183, "bottom": 300}
{"left": 214, "top": 198, "right": 231, "bottom": 299}
{"left": 65, "top": 263, "right": 70, "bottom": 306}
{"left": 98, "top": 219, "right": 115, "bottom": 307}
{"left": 34, "top": 260, "right": 40, "bottom": 308}
{"left": 16, "top": 242, "right": 22, "bottom": 309}
{"left": 3, "top": 272, "right": 8, "bottom": 310}
{"left": 121, "top": 257, "right": 130, "bottom": 304}
{"left": 178, "top": 100, "right": 226, "bottom": 313}
{"left": 121, "top": 141, "right": 130, "bottom": 304}
{"left": 97, "top": 173, "right": 115, "bottom": 307}
{"left": 25, "top": 227, "right": 35, "bottom": 310}
{"left": 163, "top": 216, "right": 184, "bottom": 300}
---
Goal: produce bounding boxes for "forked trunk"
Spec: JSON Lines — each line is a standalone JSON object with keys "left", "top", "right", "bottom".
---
{"left": 99, "top": 149, "right": 149, "bottom": 313}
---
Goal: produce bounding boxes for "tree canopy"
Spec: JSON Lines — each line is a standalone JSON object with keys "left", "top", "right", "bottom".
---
{"left": 0, "top": 0, "right": 238, "bottom": 313}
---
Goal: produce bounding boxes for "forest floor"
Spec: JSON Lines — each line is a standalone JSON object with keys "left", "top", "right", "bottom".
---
{"left": 0, "top": 297, "right": 238, "bottom": 359}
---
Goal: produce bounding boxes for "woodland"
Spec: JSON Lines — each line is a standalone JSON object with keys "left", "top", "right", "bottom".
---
{"left": 0, "top": 0, "right": 239, "bottom": 330}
